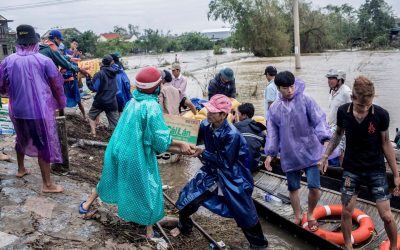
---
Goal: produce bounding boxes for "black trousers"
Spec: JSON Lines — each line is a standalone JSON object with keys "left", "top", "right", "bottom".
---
{"left": 177, "top": 190, "right": 268, "bottom": 248}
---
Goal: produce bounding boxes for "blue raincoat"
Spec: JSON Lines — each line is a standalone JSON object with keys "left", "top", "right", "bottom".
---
{"left": 96, "top": 89, "right": 172, "bottom": 225}
{"left": 265, "top": 80, "right": 334, "bottom": 173}
{"left": 176, "top": 119, "right": 259, "bottom": 229}
{"left": 112, "top": 64, "right": 132, "bottom": 112}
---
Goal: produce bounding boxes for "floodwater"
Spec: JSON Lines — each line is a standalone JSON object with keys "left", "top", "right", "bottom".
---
{"left": 125, "top": 49, "right": 400, "bottom": 249}
{"left": 125, "top": 49, "right": 400, "bottom": 137}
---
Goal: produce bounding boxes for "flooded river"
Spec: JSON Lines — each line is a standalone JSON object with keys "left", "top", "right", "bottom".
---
{"left": 126, "top": 49, "right": 400, "bottom": 137}
{"left": 126, "top": 49, "right": 400, "bottom": 249}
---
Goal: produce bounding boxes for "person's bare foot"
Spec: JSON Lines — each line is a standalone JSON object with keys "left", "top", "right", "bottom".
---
{"left": 42, "top": 184, "right": 64, "bottom": 193}
{"left": 0, "top": 152, "right": 11, "bottom": 162}
{"left": 16, "top": 168, "right": 31, "bottom": 178}
{"left": 170, "top": 227, "right": 181, "bottom": 237}
{"left": 292, "top": 217, "right": 302, "bottom": 226}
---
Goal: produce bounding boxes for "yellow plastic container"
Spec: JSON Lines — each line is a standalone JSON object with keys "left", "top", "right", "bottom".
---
{"left": 252, "top": 115, "right": 266, "bottom": 127}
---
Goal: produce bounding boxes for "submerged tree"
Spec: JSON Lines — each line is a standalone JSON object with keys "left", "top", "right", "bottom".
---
{"left": 208, "top": 0, "right": 290, "bottom": 56}
{"left": 358, "top": 0, "right": 395, "bottom": 44}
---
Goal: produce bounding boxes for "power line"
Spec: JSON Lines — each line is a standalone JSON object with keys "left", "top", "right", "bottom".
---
{"left": 0, "top": 0, "right": 89, "bottom": 11}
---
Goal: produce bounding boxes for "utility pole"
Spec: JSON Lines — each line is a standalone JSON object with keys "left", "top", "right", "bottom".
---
{"left": 293, "top": 0, "right": 301, "bottom": 69}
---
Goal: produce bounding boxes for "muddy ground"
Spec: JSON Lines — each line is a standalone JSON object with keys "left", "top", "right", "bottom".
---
{"left": 63, "top": 114, "right": 250, "bottom": 250}
{"left": 0, "top": 113, "right": 251, "bottom": 249}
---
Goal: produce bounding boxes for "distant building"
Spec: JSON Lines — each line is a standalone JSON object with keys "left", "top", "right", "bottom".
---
{"left": 124, "top": 34, "right": 138, "bottom": 42}
{"left": 201, "top": 28, "right": 232, "bottom": 41}
{"left": 0, "top": 15, "right": 15, "bottom": 60}
{"left": 98, "top": 33, "right": 121, "bottom": 42}
{"left": 42, "top": 28, "right": 82, "bottom": 39}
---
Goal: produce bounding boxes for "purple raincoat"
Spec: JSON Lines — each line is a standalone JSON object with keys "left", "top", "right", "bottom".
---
{"left": 0, "top": 44, "right": 66, "bottom": 163}
{"left": 265, "top": 80, "right": 332, "bottom": 173}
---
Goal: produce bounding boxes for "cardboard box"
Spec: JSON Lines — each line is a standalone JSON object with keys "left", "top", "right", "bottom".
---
{"left": 163, "top": 114, "right": 200, "bottom": 146}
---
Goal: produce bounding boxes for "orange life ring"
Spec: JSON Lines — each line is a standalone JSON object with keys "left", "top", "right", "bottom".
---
{"left": 379, "top": 234, "right": 400, "bottom": 250}
{"left": 301, "top": 204, "right": 374, "bottom": 245}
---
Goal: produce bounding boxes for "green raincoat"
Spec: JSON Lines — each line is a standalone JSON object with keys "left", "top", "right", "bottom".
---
{"left": 97, "top": 89, "right": 172, "bottom": 225}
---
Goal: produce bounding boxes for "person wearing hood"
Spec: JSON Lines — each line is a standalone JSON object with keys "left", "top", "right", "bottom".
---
{"left": 208, "top": 67, "right": 236, "bottom": 100}
{"left": 79, "top": 67, "right": 195, "bottom": 239}
{"left": 39, "top": 29, "right": 88, "bottom": 77}
{"left": 110, "top": 53, "right": 132, "bottom": 113}
{"left": 234, "top": 103, "right": 266, "bottom": 172}
{"left": 264, "top": 71, "right": 335, "bottom": 231}
{"left": 171, "top": 94, "right": 269, "bottom": 250}
{"left": 0, "top": 25, "right": 65, "bottom": 193}
{"left": 87, "top": 55, "right": 119, "bottom": 137}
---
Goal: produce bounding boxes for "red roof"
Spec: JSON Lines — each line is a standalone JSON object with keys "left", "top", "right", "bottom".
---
{"left": 100, "top": 33, "right": 121, "bottom": 40}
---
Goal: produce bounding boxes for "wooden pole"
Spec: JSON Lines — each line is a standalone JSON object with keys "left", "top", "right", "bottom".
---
{"left": 163, "top": 192, "right": 223, "bottom": 250}
{"left": 293, "top": 0, "right": 301, "bottom": 69}
{"left": 52, "top": 116, "right": 69, "bottom": 171}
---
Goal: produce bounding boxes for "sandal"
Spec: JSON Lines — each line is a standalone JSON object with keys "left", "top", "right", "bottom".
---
{"left": 308, "top": 219, "right": 319, "bottom": 232}
{"left": 79, "top": 201, "right": 89, "bottom": 214}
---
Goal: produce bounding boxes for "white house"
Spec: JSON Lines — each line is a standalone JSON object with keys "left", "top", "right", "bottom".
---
{"left": 201, "top": 28, "right": 232, "bottom": 41}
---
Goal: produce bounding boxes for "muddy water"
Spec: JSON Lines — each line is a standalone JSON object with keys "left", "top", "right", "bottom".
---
{"left": 125, "top": 49, "right": 400, "bottom": 136}
{"left": 126, "top": 50, "right": 399, "bottom": 249}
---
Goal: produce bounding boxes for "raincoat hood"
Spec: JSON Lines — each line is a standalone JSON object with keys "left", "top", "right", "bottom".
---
{"left": 235, "top": 119, "right": 265, "bottom": 134}
{"left": 133, "top": 89, "right": 158, "bottom": 102}
{"left": 101, "top": 66, "right": 117, "bottom": 78}
{"left": 111, "top": 63, "right": 123, "bottom": 73}
{"left": 16, "top": 44, "right": 39, "bottom": 56}
{"left": 277, "top": 79, "right": 305, "bottom": 101}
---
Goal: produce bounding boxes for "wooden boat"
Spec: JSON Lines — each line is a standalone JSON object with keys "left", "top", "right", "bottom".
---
{"left": 265, "top": 159, "right": 400, "bottom": 209}
{"left": 252, "top": 170, "right": 400, "bottom": 249}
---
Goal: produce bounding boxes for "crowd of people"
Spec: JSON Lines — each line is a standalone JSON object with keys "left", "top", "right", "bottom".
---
{"left": 1, "top": 24, "right": 400, "bottom": 250}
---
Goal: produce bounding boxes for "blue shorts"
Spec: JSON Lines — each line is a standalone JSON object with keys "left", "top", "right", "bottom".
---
{"left": 286, "top": 165, "right": 320, "bottom": 191}
{"left": 341, "top": 170, "right": 391, "bottom": 202}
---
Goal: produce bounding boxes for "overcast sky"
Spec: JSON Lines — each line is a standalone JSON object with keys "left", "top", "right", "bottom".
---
{"left": 1, "top": 0, "right": 399, "bottom": 35}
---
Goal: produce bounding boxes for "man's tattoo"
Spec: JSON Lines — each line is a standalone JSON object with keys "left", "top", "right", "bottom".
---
{"left": 326, "top": 131, "right": 343, "bottom": 156}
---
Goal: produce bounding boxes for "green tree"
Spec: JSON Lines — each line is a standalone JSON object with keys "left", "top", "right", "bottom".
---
{"left": 358, "top": 0, "right": 395, "bottom": 43}
{"left": 140, "top": 29, "right": 168, "bottom": 53}
{"left": 208, "top": 0, "right": 290, "bottom": 56}
{"left": 128, "top": 24, "right": 141, "bottom": 37}
{"left": 76, "top": 31, "right": 98, "bottom": 55}
{"left": 95, "top": 39, "right": 134, "bottom": 57}
{"left": 178, "top": 32, "right": 213, "bottom": 51}
{"left": 324, "top": 4, "right": 359, "bottom": 48}
{"left": 113, "top": 25, "right": 128, "bottom": 37}
{"left": 298, "top": 3, "right": 328, "bottom": 53}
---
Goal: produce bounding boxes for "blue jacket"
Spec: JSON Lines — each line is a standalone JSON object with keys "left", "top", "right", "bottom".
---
{"left": 112, "top": 64, "right": 132, "bottom": 112}
{"left": 176, "top": 119, "right": 259, "bottom": 229}
{"left": 208, "top": 73, "right": 236, "bottom": 100}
